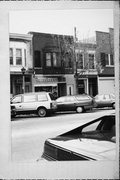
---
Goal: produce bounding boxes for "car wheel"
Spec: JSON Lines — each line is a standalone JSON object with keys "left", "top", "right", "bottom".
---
{"left": 76, "top": 107, "right": 83, "bottom": 113}
{"left": 38, "top": 107, "right": 47, "bottom": 117}
{"left": 112, "top": 103, "right": 115, "bottom": 109}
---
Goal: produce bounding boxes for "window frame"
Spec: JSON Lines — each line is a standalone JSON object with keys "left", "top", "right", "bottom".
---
{"left": 10, "top": 48, "right": 13, "bottom": 65}
{"left": 46, "top": 52, "right": 52, "bottom": 67}
{"left": 106, "top": 54, "right": 114, "bottom": 67}
{"left": 88, "top": 53, "right": 95, "bottom": 69}
{"left": 16, "top": 48, "right": 22, "bottom": 65}
{"left": 77, "top": 53, "right": 84, "bottom": 69}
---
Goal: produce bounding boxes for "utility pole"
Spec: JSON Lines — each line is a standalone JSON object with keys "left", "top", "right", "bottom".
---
{"left": 74, "top": 27, "right": 78, "bottom": 94}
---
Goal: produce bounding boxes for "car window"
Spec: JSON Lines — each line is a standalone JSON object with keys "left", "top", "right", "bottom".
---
{"left": 49, "top": 93, "right": 56, "bottom": 100}
{"left": 11, "top": 95, "right": 22, "bottom": 103}
{"left": 110, "top": 94, "right": 115, "bottom": 99}
{"left": 56, "top": 97, "right": 65, "bottom": 103}
{"left": 75, "top": 95, "right": 90, "bottom": 101}
{"left": 104, "top": 94, "right": 110, "bottom": 100}
{"left": 95, "top": 95, "right": 104, "bottom": 100}
{"left": 24, "top": 95, "right": 36, "bottom": 102}
{"left": 38, "top": 94, "right": 48, "bottom": 101}
{"left": 82, "top": 120, "right": 101, "bottom": 132}
{"left": 65, "top": 96, "right": 75, "bottom": 102}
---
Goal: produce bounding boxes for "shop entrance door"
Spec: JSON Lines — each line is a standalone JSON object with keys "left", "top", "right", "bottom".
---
{"left": 58, "top": 83, "right": 66, "bottom": 97}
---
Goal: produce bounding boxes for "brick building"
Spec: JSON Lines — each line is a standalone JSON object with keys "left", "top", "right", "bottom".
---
{"left": 29, "top": 32, "right": 75, "bottom": 97}
{"left": 75, "top": 42, "right": 98, "bottom": 97}
{"left": 96, "top": 28, "right": 115, "bottom": 94}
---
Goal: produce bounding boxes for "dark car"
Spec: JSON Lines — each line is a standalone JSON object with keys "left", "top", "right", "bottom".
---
{"left": 11, "top": 106, "right": 16, "bottom": 118}
{"left": 94, "top": 94, "right": 115, "bottom": 109}
{"left": 42, "top": 114, "right": 116, "bottom": 161}
{"left": 56, "top": 94, "right": 94, "bottom": 113}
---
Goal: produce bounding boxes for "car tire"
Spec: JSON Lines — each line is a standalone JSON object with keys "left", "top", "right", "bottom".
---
{"left": 38, "top": 107, "right": 47, "bottom": 117}
{"left": 112, "top": 103, "right": 115, "bottom": 109}
{"left": 76, "top": 107, "right": 83, "bottom": 113}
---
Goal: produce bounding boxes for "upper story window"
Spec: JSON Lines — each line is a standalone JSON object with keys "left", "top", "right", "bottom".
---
{"left": 45, "top": 52, "right": 61, "bottom": 67}
{"left": 101, "top": 53, "right": 114, "bottom": 66}
{"left": 77, "top": 53, "right": 84, "bottom": 69}
{"left": 16, "top": 49, "right": 22, "bottom": 65}
{"left": 65, "top": 53, "right": 72, "bottom": 68}
{"left": 53, "top": 53, "right": 57, "bottom": 67}
{"left": 34, "top": 50, "right": 41, "bottom": 67}
{"left": 106, "top": 54, "right": 114, "bottom": 66}
{"left": 10, "top": 48, "right": 13, "bottom": 65}
{"left": 24, "top": 49, "right": 26, "bottom": 66}
{"left": 46, "top": 53, "right": 51, "bottom": 67}
{"left": 88, "top": 53, "right": 95, "bottom": 69}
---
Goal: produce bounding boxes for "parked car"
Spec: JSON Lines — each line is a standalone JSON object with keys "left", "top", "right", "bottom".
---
{"left": 11, "top": 105, "right": 16, "bottom": 118}
{"left": 94, "top": 94, "right": 115, "bottom": 109}
{"left": 56, "top": 94, "right": 94, "bottom": 113}
{"left": 41, "top": 114, "right": 115, "bottom": 161}
{"left": 10, "top": 92, "right": 57, "bottom": 118}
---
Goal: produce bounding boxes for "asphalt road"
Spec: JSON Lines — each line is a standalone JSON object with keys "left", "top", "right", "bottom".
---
{"left": 11, "top": 108, "right": 115, "bottom": 162}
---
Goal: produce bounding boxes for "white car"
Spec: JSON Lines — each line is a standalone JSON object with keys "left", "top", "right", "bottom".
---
{"left": 42, "top": 114, "right": 116, "bottom": 161}
{"left": 11, "top": 92, "right": 57, "bottom": 118}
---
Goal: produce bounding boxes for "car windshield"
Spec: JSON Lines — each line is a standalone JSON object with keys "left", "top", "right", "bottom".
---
{"left": 49, "top": 93, "right": 56, "bottom": 100}
{"left": 81, "top": 116, "right": 115, "bottom": 142}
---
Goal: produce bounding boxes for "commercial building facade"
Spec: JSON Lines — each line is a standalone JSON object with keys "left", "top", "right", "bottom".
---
{"left": 96, "top": 28, "right": 115, "bottom": 95}
{"left": 10, "top": 33, "right": 33, "bottom": 97}
{"left": 75, "top": 42, "right": 98, "bottom": 97}
{"left": 9, "top": 29, "right": 114, "bottom": 97}
{"left": 29, "top": 32, "right": 75, "bottom": 97}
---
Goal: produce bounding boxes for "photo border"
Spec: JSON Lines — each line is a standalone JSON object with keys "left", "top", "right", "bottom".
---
{"left": 0, "top": 1, "right": 119, "bottom": 179}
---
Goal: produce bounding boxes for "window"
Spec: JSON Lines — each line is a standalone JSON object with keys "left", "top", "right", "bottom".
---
{"left": 65, "top": 53, "right": 72, "bottom": 68}
{"left": 82, "top": 120, "right": 101, "bottom": 132}
{"left": 88, "top": 54, "right": 94, "bottom": 69}
{"left": 24, "top": 49, "right": 26, "bottom": 66}
{"left": 53, "top": 53, "right": 57, "bottom": 66}
{"left": 110, "top": 54, "right": 114, "bottom": 65}
{"left": 11, "top": 95, "right": 22, "bottom": 103}
{"left": 38, "top": 94, "right": 48, "bottom": 101}
{"left": 95, "top": 95, "right": 104, "bottom": 100}
{"left": 24, "top": 95, "right": 36, "bottom": 102}
{"left": 106, "top": 54, "right": 114, "bottom": 66}
{"left": 75, "top": 95, "right": 90, "bottom": 101}
{"left": 34, "top": 51, "right": 41, "bottom": 67}
{"left": 46, "top": 53, "right": 51, "bottom": 67}
{"left": 16, "top": 49, "right": 22, "bottom": 65}
{"left": 65, "top": 96, "right": 75, "bottom": 102}
{"left": 77, "top": 53, "right": 84, "bottom": 69}
{"left": 104, "top": 95, "right": 110, "bottom": 100}
{"left": 101, "top": 53, "right": 114, "bottom": 66}
{"left": 10, "top": 48, "right": 13, "bottom": 65}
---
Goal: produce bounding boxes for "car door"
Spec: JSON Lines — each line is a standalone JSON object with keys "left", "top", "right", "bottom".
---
{"left": 22, "top": 94, "right": 37, "bottom": 112}
{"left": 11, "top": 95, "right": 23, "bottom": 112}
{"left": 63, "top": 96, "right": 76, "bottom": 111}
{"left": 104, "top": 94, "right": 112, "bottom": 107}
{"left": 94, "top": 95, "right": 104, "bottom": 108}
{"left": 56, "top": 96, "right": 76, "bottom": 111}
{"left": 56, "top": 97, "right": 66, "bottom": 111}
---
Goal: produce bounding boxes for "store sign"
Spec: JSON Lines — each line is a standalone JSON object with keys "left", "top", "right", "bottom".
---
{"left": 34, "top": 77, "right": 58, "bottom": 84}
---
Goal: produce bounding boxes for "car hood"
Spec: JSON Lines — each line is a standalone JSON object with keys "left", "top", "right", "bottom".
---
{"left": 47, "top": 137, "right": 116, "bottom": 161}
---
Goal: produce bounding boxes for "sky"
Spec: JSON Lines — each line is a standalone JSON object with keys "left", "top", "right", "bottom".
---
{"left": 9, "top": 9, "right": 113, "bottom": 41}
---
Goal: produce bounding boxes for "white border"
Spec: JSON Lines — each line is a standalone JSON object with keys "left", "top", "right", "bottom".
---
{"left": 0, "top": 1, "right": 119, "bottom": 179}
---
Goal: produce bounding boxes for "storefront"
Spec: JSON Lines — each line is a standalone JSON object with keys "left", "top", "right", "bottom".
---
{"left": 33, "top": 75, "right": 67, "bottom": 98}
{"left": 77, "top": 75, "right": 98, "bottom": 97}
{"left": 10, "top": 74, "right": 32, "bottom": 97}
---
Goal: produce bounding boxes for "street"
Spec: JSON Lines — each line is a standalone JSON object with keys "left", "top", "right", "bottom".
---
{"left": 11, "top": 108, "right": 115, "bottom": 162}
